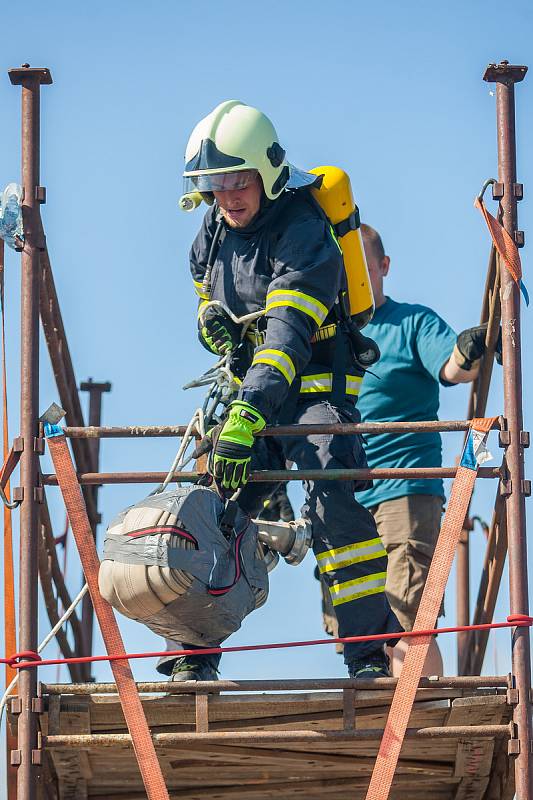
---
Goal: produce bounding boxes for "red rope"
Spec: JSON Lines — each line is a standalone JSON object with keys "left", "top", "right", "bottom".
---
{"left": 2, "top": 615, "right": 531, "bottom": 671}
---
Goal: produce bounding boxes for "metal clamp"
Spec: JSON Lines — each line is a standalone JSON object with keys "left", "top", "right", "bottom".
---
{"left": 0, "top": 483, "right": 21, "bottom": 510}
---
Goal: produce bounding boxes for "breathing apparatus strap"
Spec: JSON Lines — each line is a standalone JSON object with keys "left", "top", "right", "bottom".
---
{"left": 201, "top": 212, "right": 226, "bottom": 299}
{"left": 334, "top": 207, "right": 360, "bottom": 239}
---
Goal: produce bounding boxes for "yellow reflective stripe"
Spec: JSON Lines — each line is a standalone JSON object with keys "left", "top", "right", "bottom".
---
{"left": 298, "top": 373, "right": 364, "bottom": 395}
{"left": 252, "top": 349, "right": 296, "bottom": 385}
{"left": 300, "top": 373, "right": 332, "bottom": 393}
{"left": 312, "top": 323, "right": 337, "bottom": 342}
{"left": 330, "top": 572, "right": 387, "bottom": 607}
{"left": 197, "top": 300, "right": 209, "bottom": 320}
{"left": 193, "top": 279, "right": 209, "bottom": 300}
{"left": 316, "top": 538, "right": 387, "bottom": 574}
{"left": 346, "top": 374, "right": 363, "bottom": 396}
{"left": 266, "top": 289, "right": 328, "bottom": 326}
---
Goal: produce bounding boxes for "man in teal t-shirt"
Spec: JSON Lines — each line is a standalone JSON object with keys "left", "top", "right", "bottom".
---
{"left": 320, "top": 224, "right": 498, "bottom": 676}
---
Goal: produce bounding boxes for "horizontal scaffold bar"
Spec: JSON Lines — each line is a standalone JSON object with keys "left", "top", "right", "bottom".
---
{"left": 42, "top": 724, "right": 513, "bottom": 748}
{"left": 41, "top": 466, "right": 501, "bottom": 486}
{"left": 62, "top": 418, "right": 501, "bottom": 439}
{"left": 41, "top": 674, "right": 510, "bottom": 694}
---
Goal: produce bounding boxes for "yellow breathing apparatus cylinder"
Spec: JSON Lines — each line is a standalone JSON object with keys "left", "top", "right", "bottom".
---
{"left": 309, "top": 166, "right": 374, "bottom": 329}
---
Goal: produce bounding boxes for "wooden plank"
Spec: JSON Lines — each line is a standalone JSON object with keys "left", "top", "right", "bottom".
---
{"left": 447, "top": 694, "right": 510, "bottom": 800}
{"left": 166, "top": 742, "right": 454, "bottom": 775}
{"left": 46, "top": 697, "right": 92, "bottom": 800}
{"left": 195, "top": 694, "right": 209, "bottom": 733}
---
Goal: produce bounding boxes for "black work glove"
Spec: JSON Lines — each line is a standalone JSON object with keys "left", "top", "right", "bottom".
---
{"left": 454, "top": 323, "right": 502, "bottom": 370}
{"left": 200, "top": 306, "right": 242, "bottom": 356}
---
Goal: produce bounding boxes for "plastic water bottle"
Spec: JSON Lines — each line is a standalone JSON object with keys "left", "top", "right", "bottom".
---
{"left": 0, "top": 183, "right": 24, "bottom": 249}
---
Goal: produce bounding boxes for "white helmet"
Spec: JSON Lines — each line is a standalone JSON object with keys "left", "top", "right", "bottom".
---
{"left": 182, "top": 100, "right": 289, "bottom": 203}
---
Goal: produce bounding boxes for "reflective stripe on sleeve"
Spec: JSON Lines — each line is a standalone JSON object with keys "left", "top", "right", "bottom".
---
{"left": 193, "top": 279, "right": 209, "bottom": 300}
{"left": 300, "top": 373, "right": 332, "bottom": 393}
{"left": 251, "top": 348, "right": 296, "bottom": 385}
{"left": 316, "top": 538, "right": 387, "bottom": 574}
{"left": 329, "top": 571, "right": 387, "bottom": 607}
{"left": 346, "top": 374, "right": 363, "bottom": 396}
{"left": 266, "top": 289, "right": 329, "bottom": 327}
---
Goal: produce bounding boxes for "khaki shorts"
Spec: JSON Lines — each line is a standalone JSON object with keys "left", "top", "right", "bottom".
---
{"left": 319, "top": 494, "right": 444, "bottom": 644}
{"left": 369, "top": 494, "right": 444, "bottom": 632}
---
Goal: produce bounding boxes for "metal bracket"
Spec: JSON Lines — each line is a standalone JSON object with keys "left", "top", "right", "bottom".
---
{"left": 10, "top": 750, "right": 21, "bottom": 766}
{"left": 33, "top": 437, "right": 45, "bottom": 455}
{"left": 492, "top": 182, "right": 504, "bottom": 200}
{"left": 12, "top": 487, "right": 24, "bottom": 503}
{"left": 509, "top": 739, "right": 521, "bottom": 755}
{"left": 35, "top": 186, "right": 46, "bottom": 204}
{"left": 10, "top": 697, "right": 22, "bottom": 715}
{"left": 514, "top": 183, "right": 524, "bottom": 200}
{"left": 500, "top": 480, "right": 512, "bottom": 497}
{"left": 32, "top": 733, "right": 43, "bottom": 766}
{"left": 31, "top": 697, "right": 44, "bottom": 714}
{"left": 507, "top": 688, "right": 519, "bottom": 705}
{"left": 521, "top": 480, "right": 531, "bottom": 498}
{"left": 520, "top": 431, "right": 530, "bottom": 447}
{"left": 499, "top": 430, "right": 511, "bottom": 447}
{"left": 514, "top": 231, "right": 525, "bottom": 248}
{"left": 13, "top": 437, "right": 24, "bottom": 452}
{"left": 33, "top": 487, "right": 44, "bottom": 504}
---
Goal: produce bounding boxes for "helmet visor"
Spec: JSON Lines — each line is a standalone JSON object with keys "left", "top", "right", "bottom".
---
{"left": 183, "top": 169, "right": 259, "bottom": 194}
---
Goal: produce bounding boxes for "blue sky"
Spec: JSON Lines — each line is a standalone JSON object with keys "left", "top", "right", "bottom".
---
{"left": 1, "top": 0, "right": 532, "bottom": 712}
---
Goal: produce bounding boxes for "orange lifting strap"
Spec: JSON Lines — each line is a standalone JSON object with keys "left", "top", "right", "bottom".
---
{"left": 1, "top": 239, "right": 16, "bottom": 689}
{"left": 365, "top": 417, "right": 496, "bottom": 800}
{"left": 45, "top": 425, "right": 170, "bottom": 800}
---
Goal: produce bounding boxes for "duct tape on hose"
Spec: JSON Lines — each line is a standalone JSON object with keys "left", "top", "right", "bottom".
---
{"left": 98, "top": 486, "right": 269, "bottom": 647}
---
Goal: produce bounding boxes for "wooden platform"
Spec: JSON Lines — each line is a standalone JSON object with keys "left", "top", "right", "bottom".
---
{"left": 15, "top": 677, "right": 515, "bottom": 800}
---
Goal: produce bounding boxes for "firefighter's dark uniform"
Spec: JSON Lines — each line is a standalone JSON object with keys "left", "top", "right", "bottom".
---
{"left": 157, "top": 189, "right": 400, "bottom": 676}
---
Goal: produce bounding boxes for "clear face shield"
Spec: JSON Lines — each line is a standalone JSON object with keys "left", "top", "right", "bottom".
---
{"left": 182, "top": 169, "right": 259, "bottom": 196}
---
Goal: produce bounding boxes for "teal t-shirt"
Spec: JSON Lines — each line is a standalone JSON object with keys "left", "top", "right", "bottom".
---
{"left": 356, "top": 297, "right": 457, "bottom": 508}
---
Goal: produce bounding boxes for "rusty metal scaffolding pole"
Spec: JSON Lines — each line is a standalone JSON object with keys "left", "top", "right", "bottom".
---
{"left": 484, "top": 60, "right": 532, "bottom": 798}
{"left": 8, "top": 64, "right": 52, "bottom": 800}
{"left": 78, "top": 378, "right": 111, "bottom": 678}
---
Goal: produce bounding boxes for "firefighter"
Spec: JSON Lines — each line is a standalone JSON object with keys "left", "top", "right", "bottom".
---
{"left": 161, "top": 101, "right": 401, "bottom": 682}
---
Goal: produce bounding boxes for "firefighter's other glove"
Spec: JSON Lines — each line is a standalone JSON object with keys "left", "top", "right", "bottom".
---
{"left": 453, "top": 322, "right": 502, "bottom": 370}
{"left": 200, "top": 306, "right": 242, "bottom": 356}
{"left": 209, "top": 401, "right": 266, "bottom": 490}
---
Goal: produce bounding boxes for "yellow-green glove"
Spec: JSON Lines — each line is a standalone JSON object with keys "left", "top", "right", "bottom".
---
{"left": 208, "top": 401, "right": 266, "bottom": 490}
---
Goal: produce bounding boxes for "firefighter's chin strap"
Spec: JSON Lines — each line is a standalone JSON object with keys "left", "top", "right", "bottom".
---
{"left": 364, "top": 416, "right": 497, "bottom": 800}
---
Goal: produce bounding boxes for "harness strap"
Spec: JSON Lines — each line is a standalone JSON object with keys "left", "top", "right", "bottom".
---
{"left": 334, "top": 207, "right": 361, "bottom": 239}
{"left": 44, "top": 426, "right": 170, "bottom": 800}
{"left": 475, "top": 193, "right": 529, "bottom": 305}
{"left": 364, "top": 417, "right": 497, "bottom": 800}
{"left": 1, "top": 239, "right": 16, "bottom": 689}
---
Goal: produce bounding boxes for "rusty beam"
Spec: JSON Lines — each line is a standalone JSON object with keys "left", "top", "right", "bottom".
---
{"left": 40, "top": 465, "right": 501, "bottom": 486}
{"left": 484, "top": 59, "right": 532, "bottom": 800}
{"left": 41, "top": 675, "right": 510, "bottom": 695}
{"left": 62, "top": 418, "right": 500, "bottom": 439}
{"left": 9, "top": 62, "right": 52, "bottom": 800}
{"left": 42, "top": 724, "right": 513, "bottom": 748}
{"left": 460, "top": 496, "right": 507, "bottom": 675}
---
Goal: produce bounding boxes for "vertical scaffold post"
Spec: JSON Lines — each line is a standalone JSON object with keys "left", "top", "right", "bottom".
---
{"left": 79, "top": 378, "right": 111, "bottom": 678}
{"left": 483, "top": 60, "right": 532, "bottom": 799}
{"left": 8, "top": 64, "right": 53, "bottom": 800}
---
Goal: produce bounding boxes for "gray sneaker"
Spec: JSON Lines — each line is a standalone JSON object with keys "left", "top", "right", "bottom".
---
{"left": 170, "top": 656, "right": 219, "bottom": 682}
{"left": 347, "top": 649, "right": 390, "bottom": 679}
